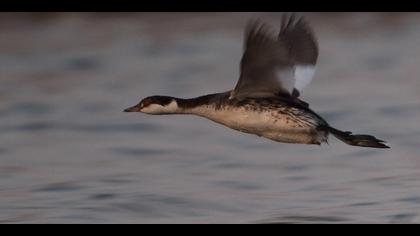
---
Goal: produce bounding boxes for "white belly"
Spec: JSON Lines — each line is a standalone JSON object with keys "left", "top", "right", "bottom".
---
{"left": 192, "top": 106, "right": 322, "bottom": 144}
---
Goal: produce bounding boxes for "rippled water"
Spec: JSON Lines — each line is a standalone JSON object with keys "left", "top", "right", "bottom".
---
{"left": 1, "top": 13, "right": 420, "bottom": 223}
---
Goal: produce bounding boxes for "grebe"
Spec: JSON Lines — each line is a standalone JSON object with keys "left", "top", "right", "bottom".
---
{"left": 124, "top": 15, "right": 389, "bottom": 149}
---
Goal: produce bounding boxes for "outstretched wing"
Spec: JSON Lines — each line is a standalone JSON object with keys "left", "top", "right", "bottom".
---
{"left": 230, "top": 14, "right": 318, "bottom": 100}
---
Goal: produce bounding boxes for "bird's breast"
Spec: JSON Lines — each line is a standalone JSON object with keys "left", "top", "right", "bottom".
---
{"left": 190, "top": 104, "right": 318, "bottom": 135}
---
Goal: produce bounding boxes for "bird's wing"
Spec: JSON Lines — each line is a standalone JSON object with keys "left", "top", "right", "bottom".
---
{"left": 230, "top": 14, "right": 318, "bottom": 100}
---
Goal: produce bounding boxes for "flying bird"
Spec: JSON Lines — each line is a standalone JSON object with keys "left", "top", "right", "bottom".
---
{"left": 125, "top": 15, "right": 389, "bottom": 149}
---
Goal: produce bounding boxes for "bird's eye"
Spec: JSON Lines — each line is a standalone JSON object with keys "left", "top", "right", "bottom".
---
{"left": 141, "top": 101, "right": 151, "bottom": 108}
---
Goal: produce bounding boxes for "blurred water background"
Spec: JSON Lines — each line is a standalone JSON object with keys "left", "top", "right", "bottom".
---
{"left": 0, "top": 12, "right": 419, "bottom": 223}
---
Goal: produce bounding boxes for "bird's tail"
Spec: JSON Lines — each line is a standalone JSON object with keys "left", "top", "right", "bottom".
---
{"left": 327, "top": 126, "right": 390, "bottom": 149}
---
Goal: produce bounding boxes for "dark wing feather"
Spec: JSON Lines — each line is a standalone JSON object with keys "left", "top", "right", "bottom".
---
{"left": 279, "top": 14, "right": 318, "bottom": 65}
{"left": 230, "top": 15, "right": 318, "bottom": 100}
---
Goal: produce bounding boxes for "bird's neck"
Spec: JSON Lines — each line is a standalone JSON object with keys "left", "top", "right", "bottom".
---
{"left": 173, "top": 92, "right": 227, "bottom": 115}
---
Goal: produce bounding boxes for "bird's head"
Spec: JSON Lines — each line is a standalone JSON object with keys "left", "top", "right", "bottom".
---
{"left": 124, "top": 96, "right": 179, "bottom": 115}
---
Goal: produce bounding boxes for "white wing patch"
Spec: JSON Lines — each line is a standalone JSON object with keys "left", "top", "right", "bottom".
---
{"left": 294, "top": 65, "right": 316, "bottom": 92}
{"left": 276, "top": 69, "right": 295, "bottom": 93}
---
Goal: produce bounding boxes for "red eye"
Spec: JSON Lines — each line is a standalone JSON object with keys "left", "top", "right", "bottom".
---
{"left": 142, "top": 99, "right": 152, "bottom": 107}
